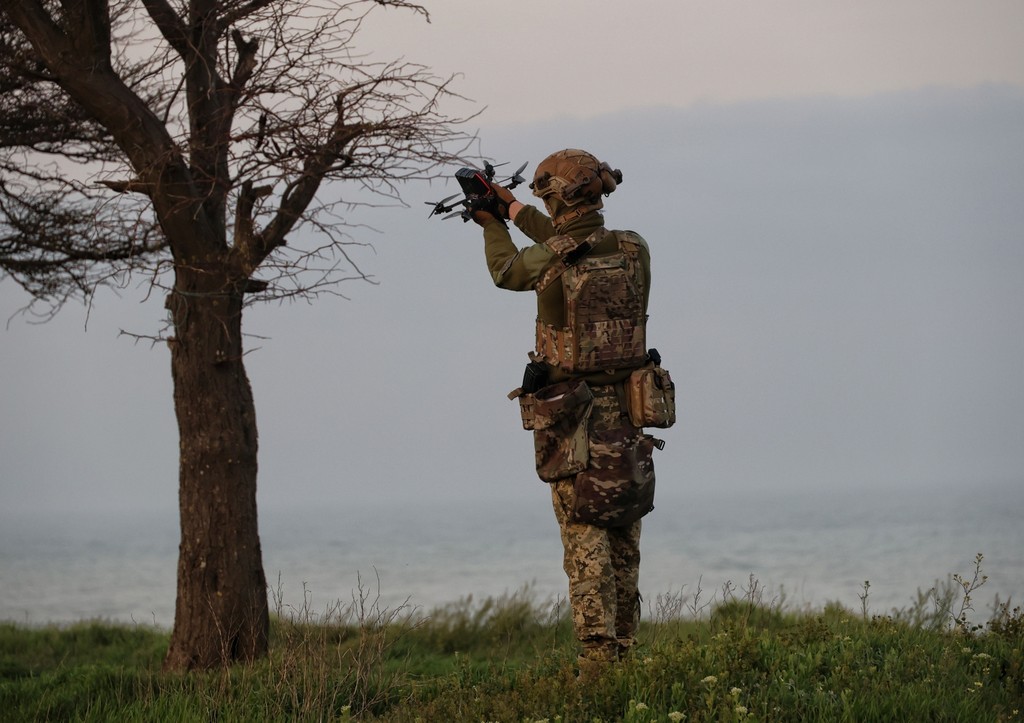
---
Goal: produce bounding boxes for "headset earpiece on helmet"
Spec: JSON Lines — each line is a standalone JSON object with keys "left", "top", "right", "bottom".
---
{"left": 598, "top": 162, "right": 622, "bottom": 195}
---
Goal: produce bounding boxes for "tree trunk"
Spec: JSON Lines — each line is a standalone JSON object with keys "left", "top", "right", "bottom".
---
{"left": 162, "top": 267, "right": 269, "bottom": 670}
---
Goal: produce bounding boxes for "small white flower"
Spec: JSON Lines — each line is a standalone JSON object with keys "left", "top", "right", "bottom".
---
{"left": 730, "top": 687, "right": 743, "bottom": 697}
{"left": 634, "top": 702, "right": 649, "bottom": 711}
{"left": 734, "top": 705, "right": 748, "bottom": 716}
{"left": 668, "top": 713, "right": 686, "bottom": 722}
{"left": 701, "top": 675, "right": 718, "bottom": 685}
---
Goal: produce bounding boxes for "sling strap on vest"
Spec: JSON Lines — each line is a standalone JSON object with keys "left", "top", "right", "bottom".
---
{"left": 534, "top": 229, "right": 648, "bottom": 374}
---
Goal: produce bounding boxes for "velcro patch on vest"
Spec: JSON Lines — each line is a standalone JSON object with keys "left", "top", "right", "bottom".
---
{"left": 544, "top": 234, "right": 586, "bottom": 259}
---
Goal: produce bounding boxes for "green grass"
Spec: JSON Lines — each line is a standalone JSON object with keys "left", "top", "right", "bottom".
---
{"left": 2, "top": 562, "right": 1022, "bottom": 722}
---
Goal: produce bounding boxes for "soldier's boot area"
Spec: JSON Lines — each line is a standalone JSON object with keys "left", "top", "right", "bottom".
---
{"left": 576, "top": 656, "right": 612, "bottom": 683}
{"left": 616, "top": 639, "right": 635, "bottom": 661}
{"left": 576, "top": 643, "right": 618, "bottom": 683}
{"left": 614, "top": 589, "right": 642, "bottom": 660}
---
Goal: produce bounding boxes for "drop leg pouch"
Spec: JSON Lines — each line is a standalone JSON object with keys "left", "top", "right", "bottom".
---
{"left": 572, "top": 431, "right": 656, "bottom": 527}
{"left": 526, "top": 379, "right": 594, "bottom": 482}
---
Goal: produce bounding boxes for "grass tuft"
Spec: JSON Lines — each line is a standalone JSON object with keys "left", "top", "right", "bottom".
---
{"left": 2, "top": 556, "right": 1021, "bottom": 721}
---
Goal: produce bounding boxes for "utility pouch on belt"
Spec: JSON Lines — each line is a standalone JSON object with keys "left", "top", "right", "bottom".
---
{"left": 572, "top": 431, "right": 657, "bottom": 528}
{"left": 521, "top": 379, "right": 593, "bottom": 482}
{"left": 509, "top": 360, "right": 550, "bottom": 430}
{"left": 625, "top": 349, "right": 676, "bottom": 429}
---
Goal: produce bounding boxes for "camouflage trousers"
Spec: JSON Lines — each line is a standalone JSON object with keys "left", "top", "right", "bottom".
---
{"left": 550, "top": 384, "right": 643, "bottom": 661}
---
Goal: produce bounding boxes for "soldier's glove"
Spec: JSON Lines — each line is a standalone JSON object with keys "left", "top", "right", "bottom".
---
{"left": 472, "top": 209, "right": 498, "bottom": 227}
{"left": 491, "top": 183, "right": 517, "bottom": 220}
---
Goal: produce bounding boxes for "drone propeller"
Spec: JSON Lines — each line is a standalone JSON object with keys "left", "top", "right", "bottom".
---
{"left": 502, "top": 161, "right": 528, "bottom": 190}
{"left": 425, "top": 193, "right": 460, "bottom": 218}
{"left": 482, "top": 160, "right": 507, "bottom": 180}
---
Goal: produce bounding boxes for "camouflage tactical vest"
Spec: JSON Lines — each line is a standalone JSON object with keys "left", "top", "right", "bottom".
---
{"left": 534, "top": 229, "right": 647, "bottom": 374}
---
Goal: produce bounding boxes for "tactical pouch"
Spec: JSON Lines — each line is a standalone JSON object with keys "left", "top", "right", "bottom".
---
{"left": 517, "top": 393, "right": 537, "bottom": 430}
{"left": 527, "top": 380, "right": 593, "bottom": 482}
{"left": 625, "top": 362, "right": 676, "bottom": 428}
{"left": 572, "top": 431, "right": 657, "bottom": 528}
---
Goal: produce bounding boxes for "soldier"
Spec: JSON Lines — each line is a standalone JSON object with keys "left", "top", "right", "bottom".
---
{"left": 470, "top": 149, "right": 667, "bottom": 678}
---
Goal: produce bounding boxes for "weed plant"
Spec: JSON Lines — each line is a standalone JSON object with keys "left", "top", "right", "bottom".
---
{"left": 1, "top": 555, "right": 1021, "bottom": 721}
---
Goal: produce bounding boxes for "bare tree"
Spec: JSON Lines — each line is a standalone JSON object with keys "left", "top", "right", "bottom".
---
{"left": 1, "top": 0, "right": 469, "bottom": 670}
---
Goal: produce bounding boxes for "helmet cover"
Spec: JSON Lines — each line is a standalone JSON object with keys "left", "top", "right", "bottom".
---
{"left": 530, "top": 149, "right": 622, "bottom": 224}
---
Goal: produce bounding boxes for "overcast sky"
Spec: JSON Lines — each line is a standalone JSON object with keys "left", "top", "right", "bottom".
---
{"left": 357, "top": 0, "right": 1024, "bottom": 123}
{"left": 2, "top": 2, "right": 1023, "bottom": 528}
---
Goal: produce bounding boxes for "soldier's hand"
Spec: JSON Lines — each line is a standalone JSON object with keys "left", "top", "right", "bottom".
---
{"left": 491, "top": 183, "right": 517, "bottom": 220}
{"left": 472, "top": 209, "right": 497, "bottom": 227}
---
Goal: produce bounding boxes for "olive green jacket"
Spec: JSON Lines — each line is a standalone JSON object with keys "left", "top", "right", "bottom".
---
{"left": 482, "top": 204, "right": 652, "bottom": 385}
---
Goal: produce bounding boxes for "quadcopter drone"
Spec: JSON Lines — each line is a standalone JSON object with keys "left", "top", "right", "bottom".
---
{"left": 426, "top": 161, "right": 528, "bottom": 223}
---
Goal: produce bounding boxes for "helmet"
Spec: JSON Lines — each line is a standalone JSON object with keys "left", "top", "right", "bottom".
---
{"left": 530, "top": 149, "right": 623, "bottom": 226}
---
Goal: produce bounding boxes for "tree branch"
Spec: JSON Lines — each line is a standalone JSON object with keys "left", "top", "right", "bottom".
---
{"left": 229, "top": 29, "right": 259, "bottom": 101}
{"left": 139, "top": 0, "right": 191, "bottom": 60}
{"left": 217, "top": 0, "right": 277, "bottom": 36}
{"left": 233, "top": 179, "right": 272, "bottom": 270}
{"left": 75, "top": 0, "right": 113, "bottom": 66}
{"left": 98, "top": 178, "right": 155, "bottom": 195}
{"left": 6, "top": 2, "right": 221, "bottom": 262}
{"left": 238, "top": 93, "right": 370, "bottom": 273}
{"left": 5, "top": 1, "right": 70, "bottom": 68}
{"left": 4, "top": 0, "right": 475, "bottom": 308}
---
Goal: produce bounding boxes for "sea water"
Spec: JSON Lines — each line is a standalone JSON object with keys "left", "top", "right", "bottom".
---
{"left": 2, "top": 483, "right": 1022, "bottom": 627}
